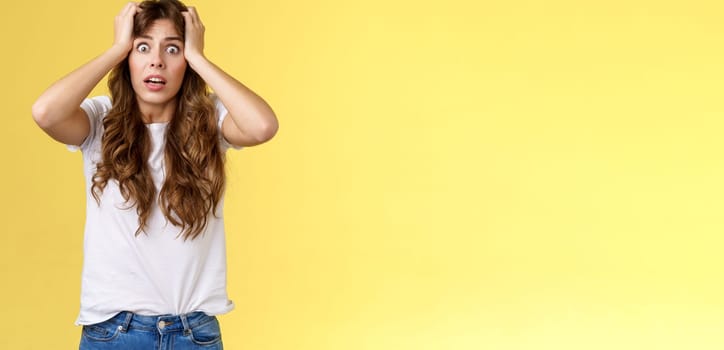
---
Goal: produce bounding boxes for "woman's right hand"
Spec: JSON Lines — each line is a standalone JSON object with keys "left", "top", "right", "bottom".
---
{"left": 32, "top": 2, "right": 141, "bottom": 146}
{"left": 112, "top": 2, "right": 138, "bottom": 53}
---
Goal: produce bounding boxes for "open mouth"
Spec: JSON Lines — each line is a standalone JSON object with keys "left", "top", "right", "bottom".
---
{"left": 144, "top": 77, "right": 166, "bottom": 85}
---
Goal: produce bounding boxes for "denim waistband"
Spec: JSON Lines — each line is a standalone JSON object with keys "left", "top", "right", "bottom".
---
{"left": 102, "top": 311, "right": 216, "bottom": 334}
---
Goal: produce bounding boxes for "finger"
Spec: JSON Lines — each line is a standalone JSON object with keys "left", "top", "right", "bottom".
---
{"left": 121, "top": 2, "right": 135, "bottom": 16}
{"left": 182, "top": 11, "right": 193, "bottom": 26}
{"left": 182, "top": 10, "right": 193, "bottom": 25}
{"left": 120, "top": 4, "right": 136, "bottom": 20}
{"left": 128, "top": 3, "right": 138, "bottom": 16}
{"left": 187, "top": 6, "right": 203, "bottom": 24}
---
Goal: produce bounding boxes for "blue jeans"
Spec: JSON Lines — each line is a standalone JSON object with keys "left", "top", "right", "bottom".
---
{"left": 79, "top": 311, "right": 223, "bottom": 349}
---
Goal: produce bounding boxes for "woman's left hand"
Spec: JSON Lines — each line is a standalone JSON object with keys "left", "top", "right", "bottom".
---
{"left": 182, "top": 7, "right": 205, "bottom": 63}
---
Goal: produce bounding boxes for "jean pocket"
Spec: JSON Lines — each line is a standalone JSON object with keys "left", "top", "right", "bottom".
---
{"left": 187, "top": 317, "right": 222, "bottom": 346}
{"left": 82, "top": 322, "right": 122, "bottom": 342}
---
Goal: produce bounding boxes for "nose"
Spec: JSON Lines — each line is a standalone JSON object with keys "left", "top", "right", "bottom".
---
{"left": 150, "top": 52, "right": 165, "bottom": 69}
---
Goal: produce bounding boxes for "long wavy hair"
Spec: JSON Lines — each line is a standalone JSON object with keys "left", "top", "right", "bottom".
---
{"left": 92, "top": 0, "right": 225, "bottom": 241}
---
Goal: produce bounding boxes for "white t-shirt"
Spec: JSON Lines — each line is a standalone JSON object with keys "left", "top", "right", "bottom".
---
{"left": 69, "top": 95, "right": 239, "bottom": 326}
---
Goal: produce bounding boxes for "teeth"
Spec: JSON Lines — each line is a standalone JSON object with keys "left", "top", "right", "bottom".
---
{"left": 147, "top": 78, "right": 164, "bottom": 83}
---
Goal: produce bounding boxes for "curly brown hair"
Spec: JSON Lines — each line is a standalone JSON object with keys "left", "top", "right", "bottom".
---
{"left": 92, "top": 0, "right": 225, "bottom": 241}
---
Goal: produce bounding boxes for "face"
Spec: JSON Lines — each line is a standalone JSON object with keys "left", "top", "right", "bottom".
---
{"left": 128, "top": 19, "right": 187, "bottom": 109}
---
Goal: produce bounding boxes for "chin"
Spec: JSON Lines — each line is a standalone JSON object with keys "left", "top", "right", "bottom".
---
{"left": 136, "top": 92, "right": 178, "bottom": 106}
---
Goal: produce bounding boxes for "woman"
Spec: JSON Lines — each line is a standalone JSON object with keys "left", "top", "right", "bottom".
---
{"left": 32, "top": 0, "right": 278, "bottom": 348}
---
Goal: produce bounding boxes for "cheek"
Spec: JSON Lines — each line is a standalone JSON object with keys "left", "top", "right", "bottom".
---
{"left": 128, "top": 56, "right": 144, "bottom": 79}
{"left": 176, "top": 57, "right": 188, "bottom": 72}
{"left": 170, "top": 61, "right": 188, "bottom": 82}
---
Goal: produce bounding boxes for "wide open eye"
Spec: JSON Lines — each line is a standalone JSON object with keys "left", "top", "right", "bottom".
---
{"left": 136, "top": 43, "right": 150, "bottom": 53}
{"left": 166, "top": 46, "right": 180, "bottom": 54}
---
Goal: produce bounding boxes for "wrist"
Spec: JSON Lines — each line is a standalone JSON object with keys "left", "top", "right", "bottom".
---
{"left": 185, "top": 52, "right": 207, "bottom": 69}
{"left": 107, "top": 44, "right": 131, "bottom": 62}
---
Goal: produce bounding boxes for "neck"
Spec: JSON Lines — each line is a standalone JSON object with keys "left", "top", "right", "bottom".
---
{"left": 137, "top": 98, "right": 178, "bottom": 124}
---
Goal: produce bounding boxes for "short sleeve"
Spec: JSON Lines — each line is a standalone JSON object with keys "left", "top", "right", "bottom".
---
{"left": 213, "top": 94, "right": 243, "bottom": 151}
{"left": 67, "top": 96, "right": 112, "bottom": 153}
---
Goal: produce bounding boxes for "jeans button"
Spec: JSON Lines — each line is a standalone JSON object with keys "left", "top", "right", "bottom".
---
{"left": 158, "top": 321, "right": 167, "bottom": 329}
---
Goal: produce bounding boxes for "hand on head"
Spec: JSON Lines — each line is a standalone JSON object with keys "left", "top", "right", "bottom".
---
{"left": 181, "top": 7, "right": 206, "bottom": 62}
{"left": 112, "top": 2, "right": 206, "bottom": 62}
{"left": 113, "top": 2, "right": 139, "bottom": 54}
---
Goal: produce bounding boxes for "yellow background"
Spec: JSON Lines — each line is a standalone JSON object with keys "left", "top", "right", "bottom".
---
{"left": 2, "top": 0, "right": 724, "bottom": 349}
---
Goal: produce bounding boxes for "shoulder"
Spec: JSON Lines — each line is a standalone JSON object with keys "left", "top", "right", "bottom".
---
{"left": 208, "top": 93, "right": 242, "bottom": 151}
{"left": 209, "top": 93, "right": 226, "bottom": 120}
{"left": 71, "top": 96, "right": 112, "bottom": 152}
{"left": 80, "top": 95, "right": 112, "bottom": 120}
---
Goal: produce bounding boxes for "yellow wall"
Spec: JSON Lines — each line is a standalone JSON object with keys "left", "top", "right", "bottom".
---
{"left": 3, "top": 0, "right": 724, "bottom": 348}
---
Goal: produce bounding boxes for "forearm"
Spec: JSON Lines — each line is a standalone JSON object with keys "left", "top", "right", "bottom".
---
{"left": 187, "top": 54, "right": 278, "bottom": 141}
{"left": 32, "top": 46, "right": 128, "bottom": 127}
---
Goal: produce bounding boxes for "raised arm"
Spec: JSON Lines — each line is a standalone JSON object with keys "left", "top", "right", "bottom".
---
{"left": 182, "top": 7, "right": 279, "bottom": 148}
{"left": 32, "top": 3, "right": 138, "bottom": 146}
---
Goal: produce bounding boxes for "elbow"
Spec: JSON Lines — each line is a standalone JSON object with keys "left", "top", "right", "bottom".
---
{"left": 259, "top": 118, "right": 279, "bottom": 143}
{"left": 249, "top": 114, "right": 279, "bottom": 144}
{"left": 226, "top": 112, "right": 279, "bottom": 147}
{"left": 31, "top": 100, "right": 52, "bottom": 129}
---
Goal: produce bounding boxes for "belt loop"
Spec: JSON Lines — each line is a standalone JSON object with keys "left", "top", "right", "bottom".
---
{"left": 120, "top": 311, "right": 133, "bottom": 333}
{"left": 180, "top": 313, "right": 191, "bottom": 336}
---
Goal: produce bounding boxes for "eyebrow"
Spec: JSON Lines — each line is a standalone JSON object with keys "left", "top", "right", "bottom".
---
{"left": 136, "top": 35, "right": 183, "bottom": 42}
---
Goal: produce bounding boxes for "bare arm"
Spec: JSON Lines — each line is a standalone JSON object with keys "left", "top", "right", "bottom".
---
{"left": 182, "top": 7, "right": 279, "bottom": 147}
{"left": 32, "top": 3, "right": 137, "bottom": 146}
